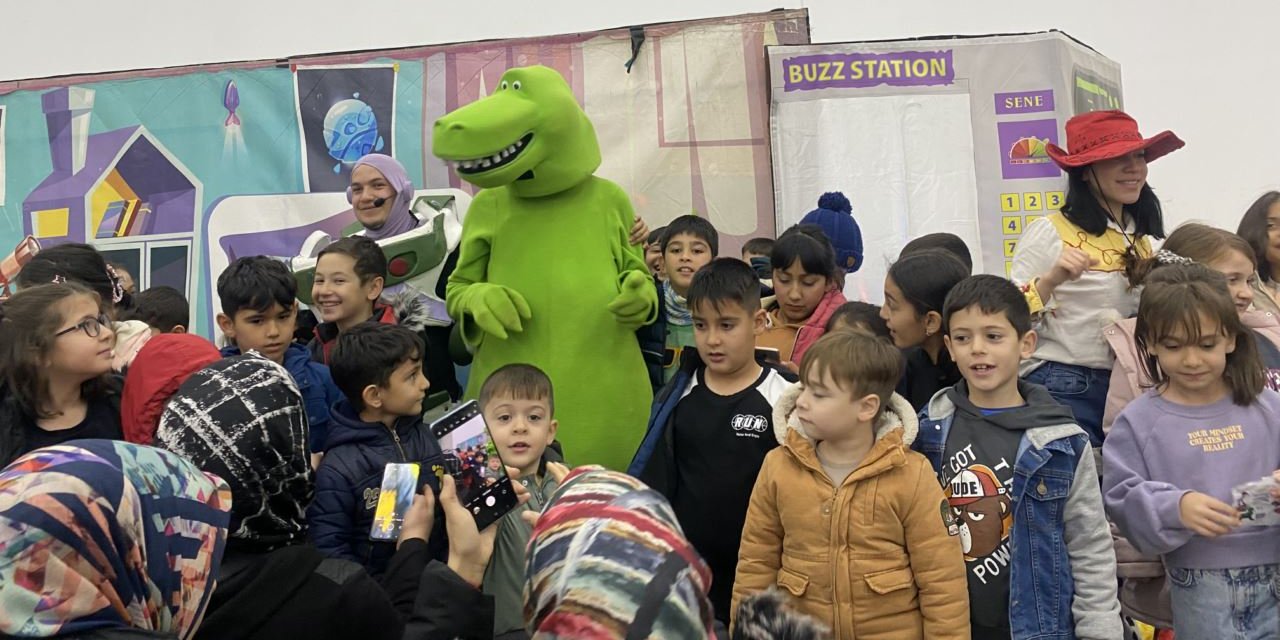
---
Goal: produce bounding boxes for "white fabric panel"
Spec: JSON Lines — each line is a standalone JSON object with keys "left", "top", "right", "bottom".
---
{"left": 772, "top": 93, "right": 981, "bottom": 303}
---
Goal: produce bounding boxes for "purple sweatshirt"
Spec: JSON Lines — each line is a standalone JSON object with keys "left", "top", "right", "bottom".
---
{"left": 1103, "top": 389, "right": 1280, "bottom": 570}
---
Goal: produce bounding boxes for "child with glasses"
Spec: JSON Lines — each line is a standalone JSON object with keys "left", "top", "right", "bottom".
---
{"left": 0, "top": 282, "right": 124, "bottom": 466}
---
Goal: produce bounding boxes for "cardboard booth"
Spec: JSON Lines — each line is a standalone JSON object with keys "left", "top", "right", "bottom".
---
{"left": 768, "top": 31, "right": 1123, "bottom": 301}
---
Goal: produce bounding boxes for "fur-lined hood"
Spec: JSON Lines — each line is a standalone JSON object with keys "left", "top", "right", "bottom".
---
{"left": 770, "top": 381, "right": 919, "bottom": 447}
{"left": 382, "top": 290, "right": 431, "bottom": 333}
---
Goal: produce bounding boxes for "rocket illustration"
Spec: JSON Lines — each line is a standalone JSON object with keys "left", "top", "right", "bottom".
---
{"left": 223, "top": 79, "right": 241, "bottom": 127}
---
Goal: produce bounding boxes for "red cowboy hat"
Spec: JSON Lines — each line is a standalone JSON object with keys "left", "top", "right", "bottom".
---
{"left": 1046, "top": 110, "right": 1184, "bottom": 169}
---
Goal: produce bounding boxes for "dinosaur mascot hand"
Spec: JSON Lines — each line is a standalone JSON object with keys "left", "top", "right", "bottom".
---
{"left": 459, "top": 283, "right": 532, "bottom": 340}
{"left": 607, "top": 270, "right": 658, "bottom": 330}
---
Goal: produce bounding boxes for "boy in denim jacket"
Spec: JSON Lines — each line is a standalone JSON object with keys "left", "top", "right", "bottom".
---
{"left": 914, "top": 275, "right": 1121, "bottom": 639}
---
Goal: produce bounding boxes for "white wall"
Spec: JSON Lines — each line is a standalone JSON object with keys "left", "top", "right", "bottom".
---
{"left": 6, "top": 0, "right": 1276, "bottom": 231}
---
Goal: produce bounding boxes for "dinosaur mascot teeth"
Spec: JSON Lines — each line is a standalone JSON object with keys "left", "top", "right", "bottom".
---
{"left": 434, "top": 65, "right": 658, "bottom": 470}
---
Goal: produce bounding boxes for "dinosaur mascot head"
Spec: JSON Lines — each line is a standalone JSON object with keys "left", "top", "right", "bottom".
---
{"left": 433, "top": 66, "right": 601, "bottom": 199}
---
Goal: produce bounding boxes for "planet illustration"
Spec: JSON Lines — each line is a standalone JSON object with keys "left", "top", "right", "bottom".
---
{"left": 323, "top": 93, "right": 385, "bottom": 173}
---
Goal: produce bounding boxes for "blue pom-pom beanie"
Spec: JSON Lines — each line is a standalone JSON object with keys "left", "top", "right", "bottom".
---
{"left": 800, "top": 192, "right": 863, "bottom": 273}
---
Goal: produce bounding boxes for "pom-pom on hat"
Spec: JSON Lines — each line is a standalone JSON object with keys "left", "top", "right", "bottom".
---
{"left": 800, "top": 192, "right": 863, "bottom": 273}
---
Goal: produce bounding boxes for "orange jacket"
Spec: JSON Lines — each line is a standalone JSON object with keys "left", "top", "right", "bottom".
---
{"left": 733, "top": 385, "right": 969, "bottom": 640}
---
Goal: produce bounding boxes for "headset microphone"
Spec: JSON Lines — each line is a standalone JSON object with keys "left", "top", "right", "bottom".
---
{"left": 373, "top": 197, "right": 387, "bottom": 207}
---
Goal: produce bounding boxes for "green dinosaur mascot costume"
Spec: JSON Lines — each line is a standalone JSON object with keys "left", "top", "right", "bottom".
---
{"left": 433, "top": 66, "right": 657, "bottom": 470}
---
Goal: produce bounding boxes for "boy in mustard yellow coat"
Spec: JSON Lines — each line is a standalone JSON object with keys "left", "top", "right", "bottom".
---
{"left": 734, "top": 331, "right": 968, "bottom": 639}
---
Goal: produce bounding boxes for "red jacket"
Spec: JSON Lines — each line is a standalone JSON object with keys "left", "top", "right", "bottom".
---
{"left": 309, "top": 303, "right": 400, "bottom": 364}
{"left": 121, "top": 333, "right": 220, "bottom": 445}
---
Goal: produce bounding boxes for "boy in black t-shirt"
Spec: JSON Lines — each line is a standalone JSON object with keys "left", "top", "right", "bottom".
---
{"left": 628, "top": 258, "right": 792, "bottom": 624}
{"left": 916, "top": 275, "right": 1120, "bottom": 639}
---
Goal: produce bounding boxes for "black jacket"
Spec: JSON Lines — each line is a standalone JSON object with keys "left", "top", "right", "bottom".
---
{"left": 0, "top": 376, "right": 123, "bottom": 468}
{"left": 636, "top": 275, "right": 669, "bottom": 394}
{"left": 307, "top": 400, "right": 445, "bottom": 576}
{"left": 897, "top": 346, "right": 962, "bottom": 412}
{"left": 196, "top": 540, "right": 493, "bottom": 640}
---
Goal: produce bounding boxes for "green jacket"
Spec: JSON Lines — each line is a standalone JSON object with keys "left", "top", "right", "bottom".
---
{"left": 482, "top": 451, "right": 564, "bottom": 635}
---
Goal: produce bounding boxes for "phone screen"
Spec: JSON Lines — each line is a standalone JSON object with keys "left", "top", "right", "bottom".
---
{"left": 430, "top": 400, "right": 518, "bottom": 530}
{"left": 755, "top": 347, "right": 781, "bottom": 365}
{"left": 369, "top": 463, "right": 420, "bottom": 541}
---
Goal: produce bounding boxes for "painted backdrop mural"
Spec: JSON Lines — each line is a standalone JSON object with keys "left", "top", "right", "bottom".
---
{"left": 0, "top": 10, "right": 810, "bottom": 334}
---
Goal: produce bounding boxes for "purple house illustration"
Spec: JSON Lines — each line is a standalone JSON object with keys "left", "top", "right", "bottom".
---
{"left": 22, "top": 86, "right": 202, "bottom": 298}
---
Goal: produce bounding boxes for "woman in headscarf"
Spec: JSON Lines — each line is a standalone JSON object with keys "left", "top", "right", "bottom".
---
{"left": 523, "top": 467, "right": 717, "bottom": 639}
{"left": 344, "top": 153, "right": 460, "bottom": 403}
{"left": 154, "top": 354, "right": 501, "bottom": 640}
{"left": 522, "top": 466, "right": 829, "bottom": 640}
{"left": 0, "top": 439, "right": 232, "bottom": 639}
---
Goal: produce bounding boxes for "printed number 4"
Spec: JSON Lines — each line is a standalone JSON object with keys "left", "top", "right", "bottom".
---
{"left": 1008, "top": 219, "right": 1017, "bottom": 231}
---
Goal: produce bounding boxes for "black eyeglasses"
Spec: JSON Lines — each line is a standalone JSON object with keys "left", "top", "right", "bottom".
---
{"left": 54, "top": 314, "right": 111, "bottom": 339}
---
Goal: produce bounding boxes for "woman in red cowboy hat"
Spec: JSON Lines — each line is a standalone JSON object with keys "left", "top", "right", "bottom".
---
{"left": 1010, "top": 110, "right": 1183, "bottom": 446}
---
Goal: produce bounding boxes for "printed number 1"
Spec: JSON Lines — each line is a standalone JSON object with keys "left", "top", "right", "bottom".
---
{"left": 1000, "top": 193, "right": 1020, "bottom": 213}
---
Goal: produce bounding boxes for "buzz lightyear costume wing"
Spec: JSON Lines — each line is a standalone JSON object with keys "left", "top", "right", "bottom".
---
{"left": 289, "top": 190, "right": 470, "bottom": 327}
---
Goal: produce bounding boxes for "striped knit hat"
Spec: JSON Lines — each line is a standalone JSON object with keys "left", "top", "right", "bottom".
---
{"left": 524, "top": 467, "right": 715, "bottom": 639}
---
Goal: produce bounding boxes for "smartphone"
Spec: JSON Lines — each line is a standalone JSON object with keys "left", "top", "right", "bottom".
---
{"left": 755, "top": 346, "right": 781, "bottom": 365}
{"left": 369, "top": 462, "right": 421, "bottom": 541}
{"left": 429, "top": 400, "right": 519, "bottom": 531}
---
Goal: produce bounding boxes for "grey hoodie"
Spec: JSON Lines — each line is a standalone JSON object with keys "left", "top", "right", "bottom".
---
{"left": 922, "top": 381, "right": 1123, "bottom": 640}
{"left": 945, "top": 380, "right": 1076, "bottom": 434}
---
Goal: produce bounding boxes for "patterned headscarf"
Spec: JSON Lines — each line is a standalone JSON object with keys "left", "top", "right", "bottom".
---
{"left": 156, "top": 354, "right": 313, "bottom": 552}
{"left": 524, "top": 467, "right": 714, "bottom": 639}
{"left": 0, "top": 440, "right": 231, "bottom": 638}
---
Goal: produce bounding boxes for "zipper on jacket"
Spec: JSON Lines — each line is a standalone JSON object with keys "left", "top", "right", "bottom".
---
{"left": 389, "top": 427, "right": 407, "bottom": 462}
{"left": 829, "top": 483, "right": 843, "bottom": 637}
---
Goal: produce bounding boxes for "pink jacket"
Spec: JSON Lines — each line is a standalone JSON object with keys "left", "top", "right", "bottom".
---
{"left": 1102, "top": 309, "right": 1280, "bottom": 435}
{"left": 790, "top": 289, "right": 847, "bottom": 364}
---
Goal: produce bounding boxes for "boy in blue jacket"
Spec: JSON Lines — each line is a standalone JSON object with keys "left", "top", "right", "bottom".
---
{"left": 216, "top": 256, "right": 342, "bottom": 467}
{"left": 308, "top": 322, "right": 444, "bottom": 577}
{"left": 914, "top": 275, "right": 1120, "bottom": 639}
